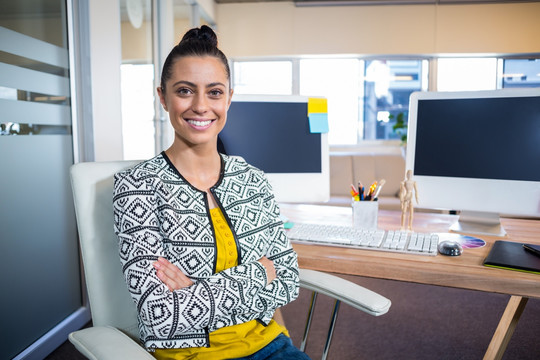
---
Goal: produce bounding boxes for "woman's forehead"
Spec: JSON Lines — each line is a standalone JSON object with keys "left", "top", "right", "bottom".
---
{"left": 171, "top": 56, "right": 228, "bottom": 80}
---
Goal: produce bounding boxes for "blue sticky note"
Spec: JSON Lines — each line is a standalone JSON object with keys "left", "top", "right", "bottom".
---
{"left": 309, "top": 113, "right": 329, "bottom": 133}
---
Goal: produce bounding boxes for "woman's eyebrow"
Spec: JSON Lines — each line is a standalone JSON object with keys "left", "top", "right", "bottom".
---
{"left": 206, "top": 82, "right": 227, "bottom": 88}
{"left": 172, "top": 80, "right": 196, "bottom": 88}
{"left": 171, "top": 80, "right": 226, "bottom": 88}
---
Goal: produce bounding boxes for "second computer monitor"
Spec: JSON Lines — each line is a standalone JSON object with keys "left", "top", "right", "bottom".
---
{"left": 220, "top": 95, "right": 330, "bottom": 204}
{"left": 406, "top": 88, "right": 540, "bottom": 236}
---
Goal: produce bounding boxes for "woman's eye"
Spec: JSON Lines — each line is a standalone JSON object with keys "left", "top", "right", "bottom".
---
{"left": 176, "top": 88, "right": 192, "bottom": 95}
{"left": 209, "top": 89, "right": 223, "bottom": 97}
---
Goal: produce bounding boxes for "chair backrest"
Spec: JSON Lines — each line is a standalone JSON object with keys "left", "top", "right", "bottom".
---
{"left": 70, "top": 160, "right": 141, "bottom": 340}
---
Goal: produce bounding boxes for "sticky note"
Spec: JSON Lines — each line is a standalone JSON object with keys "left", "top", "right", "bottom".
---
{"left": 308, "top": 98, "right": 328, "bottom": 114}
{"left": 309, "top": 113, "right": 329, "bottom": 133}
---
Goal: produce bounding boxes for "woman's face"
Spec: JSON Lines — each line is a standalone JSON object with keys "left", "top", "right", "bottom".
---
{"left": 158, "top": 56, "right": 233, "bottom": 148}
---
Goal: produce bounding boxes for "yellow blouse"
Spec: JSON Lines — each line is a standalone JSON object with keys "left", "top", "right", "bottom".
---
{"left": 153, "top": 207, "right": 286, "bottom": 360}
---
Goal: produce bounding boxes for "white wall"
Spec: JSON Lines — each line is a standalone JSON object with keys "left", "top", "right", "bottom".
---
{"left": 216, "top": 2, "right": 540, "bottom": 57}
{"left": 199, "top": 0, "right": 217, "bottom": 22}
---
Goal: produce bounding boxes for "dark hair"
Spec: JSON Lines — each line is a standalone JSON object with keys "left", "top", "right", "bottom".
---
{"left": 160, "top": 25, "right": 231, "bottom": 93}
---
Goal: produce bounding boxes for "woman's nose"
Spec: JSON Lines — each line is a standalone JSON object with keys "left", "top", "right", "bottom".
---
{"left": 192, "top": 93, "right": 208, "bottom": 113}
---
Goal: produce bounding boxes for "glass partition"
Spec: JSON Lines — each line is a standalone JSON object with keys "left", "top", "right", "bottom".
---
{"left": 0, "top": 1, "right": 81, "bottom": 358}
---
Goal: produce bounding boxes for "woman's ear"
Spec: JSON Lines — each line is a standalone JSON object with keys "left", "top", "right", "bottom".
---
{"left": 227, "top": 88, "right": 234, "bottom": 109}
{"left": 157, "top": 86, "right": 168, "bottom": 111}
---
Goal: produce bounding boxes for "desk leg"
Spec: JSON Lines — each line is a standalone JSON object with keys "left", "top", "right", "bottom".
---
{"left": 483, "top": 295, "right": 528, "bottom": 360}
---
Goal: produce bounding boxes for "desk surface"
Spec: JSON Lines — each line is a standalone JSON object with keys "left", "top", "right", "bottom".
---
{"left": 280, "top": 204, "right": 540, "bottom": 299}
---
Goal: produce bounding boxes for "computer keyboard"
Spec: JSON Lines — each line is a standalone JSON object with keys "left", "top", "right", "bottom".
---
{"left": 287, "top": 222, "right": 439, "bottom": 256}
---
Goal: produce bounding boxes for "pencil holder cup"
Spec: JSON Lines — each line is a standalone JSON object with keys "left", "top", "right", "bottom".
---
{"left": 352, "top": 200, "right": 379, "bottom": 229}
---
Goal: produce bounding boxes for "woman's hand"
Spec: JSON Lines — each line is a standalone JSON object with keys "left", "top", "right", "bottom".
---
{"left": 153, "top": 257, "right": 194, "bottom": 291}
{"left": 258, "top": 256, "right": 276, "bottom": 285}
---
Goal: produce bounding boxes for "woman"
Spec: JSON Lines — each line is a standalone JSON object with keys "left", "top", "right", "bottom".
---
{"left": 113, "top": 26, "right": 309, "bottom": 360}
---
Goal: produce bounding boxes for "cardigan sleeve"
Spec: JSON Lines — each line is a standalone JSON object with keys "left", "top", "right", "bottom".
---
{"left": 114, "top": 171, "right": 271, "bottom": 340}
{"left": 243, "top": 177, "right": 300, "bottom": 314}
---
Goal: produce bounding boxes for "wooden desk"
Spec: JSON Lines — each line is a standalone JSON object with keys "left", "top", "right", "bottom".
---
{"left": 280, "top": 204, "right": 540, "bottom": 360}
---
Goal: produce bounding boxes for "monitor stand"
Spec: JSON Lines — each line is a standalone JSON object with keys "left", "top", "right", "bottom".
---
{"left": 449, "top": 210, "right": 507, "bottom": 237}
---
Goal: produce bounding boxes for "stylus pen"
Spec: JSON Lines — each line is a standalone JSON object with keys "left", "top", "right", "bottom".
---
{"left": 523, "top": 244, "right": 540, "bottom": 257}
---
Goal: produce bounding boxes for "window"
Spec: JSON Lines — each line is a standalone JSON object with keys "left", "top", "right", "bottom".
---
{"left": 120, "top": 63, "right": 155, "bottom": 160}
{"left": 233, "top": 61, "right": 293, "bottom": 95}
{"left": 502, "top": 58, "right": 540, "bottom": 88}
{"left": 120, "top": 0, "right": 155, "bottom": 160}
{"left": 363, "top": 60, "right": 428, "bottom": 141}
{"left": 230, "top": 56, "right": 539, "bottom": 146}
{"left": 299, "top": 59, "right": 361, "bottom": 145}
{"left": 437, "top": 58, "right": 497, "bottom": 91}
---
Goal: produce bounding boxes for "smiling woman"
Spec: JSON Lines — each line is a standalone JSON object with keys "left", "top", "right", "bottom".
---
{"left": 112, "top": 26, "right": 310, "bottom": 360}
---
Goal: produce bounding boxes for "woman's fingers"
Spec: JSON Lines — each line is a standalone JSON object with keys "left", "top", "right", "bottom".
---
{"left": 155, "top": 268, "right": 174, "bottom": 291}
{"left": 155, "top": 257, "right": 179, "bottom": 278}
{"left": 153, "top": 257, "right": 194, "bottom": 291}
{"left": 258, "top": 256, "right": 276, "bottom": 284}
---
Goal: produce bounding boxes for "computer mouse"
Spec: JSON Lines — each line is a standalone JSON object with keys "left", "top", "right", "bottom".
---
{"left": 438, "top": 240, "right": 463, "bottom": 256}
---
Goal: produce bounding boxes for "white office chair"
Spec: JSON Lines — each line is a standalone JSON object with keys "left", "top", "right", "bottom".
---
{"left": 68, "top": 161, "right": 391, "bottom": 360}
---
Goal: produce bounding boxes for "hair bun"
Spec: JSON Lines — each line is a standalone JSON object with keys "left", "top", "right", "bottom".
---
{"left": 180, "top": 25, "right": 218, "bottom": 48}
{"left": 161, "top": 25, "right": 230, "bottom": 92}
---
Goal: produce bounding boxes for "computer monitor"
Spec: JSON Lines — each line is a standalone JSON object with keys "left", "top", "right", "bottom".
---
{"left": 219, "top": 95, "right": 330, "bottom": 203}
{"left": 406, "top": 88, "right": 540, "bottom": 236}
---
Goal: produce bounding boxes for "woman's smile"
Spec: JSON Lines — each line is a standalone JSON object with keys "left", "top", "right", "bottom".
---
{"left": 186, "top": 118, "right": 215, "bottom": 129}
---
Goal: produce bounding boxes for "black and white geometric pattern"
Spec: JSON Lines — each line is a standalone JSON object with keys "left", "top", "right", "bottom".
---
{"left": 113, "top": 153, "right": 299, "bottom": 351}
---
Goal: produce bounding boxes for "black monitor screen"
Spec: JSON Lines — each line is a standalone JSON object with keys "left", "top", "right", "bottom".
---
{"left": 219, "top": 101, "right": 322, "bottom": 173}
{"left": 414, "top": 96, "right": 540, "bottom": 182}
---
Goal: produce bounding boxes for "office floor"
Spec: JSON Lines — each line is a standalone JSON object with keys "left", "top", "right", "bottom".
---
{"left": 284, "top": 274, "right": 540, "bottom": 360}
{"left": 47, "top": 274, "right": 540, "bottom": 360}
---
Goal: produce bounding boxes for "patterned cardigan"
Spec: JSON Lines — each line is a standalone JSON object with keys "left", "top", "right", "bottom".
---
{"left": 113, "top": 152, "right": 300, "bottom": 351}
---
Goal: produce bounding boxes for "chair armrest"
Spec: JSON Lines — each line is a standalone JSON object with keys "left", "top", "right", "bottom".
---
{"left": 69, "top": 326, "right": 155, "bottom": 360}
{"left": 298, "top": 268, "right": 391, "bottom": 316}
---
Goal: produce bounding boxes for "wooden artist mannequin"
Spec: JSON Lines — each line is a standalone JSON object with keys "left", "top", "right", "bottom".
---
{"left": 399, "top": 169, "right": 419, "bottom": 230}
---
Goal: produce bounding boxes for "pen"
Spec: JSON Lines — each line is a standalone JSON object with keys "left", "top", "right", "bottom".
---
{"left": 372, "top": 179, "right": 386, "bottom": 201}
{"left": 358, "top": 182, "right": 364, "bottom": 201}
{"left": 365, "top": 181, "right": 377, "bottom": 201}
{"left": 350, "top": 184, "right": 360, "bottom": 201}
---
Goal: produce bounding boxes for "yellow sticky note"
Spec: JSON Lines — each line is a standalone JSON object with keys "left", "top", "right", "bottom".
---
{"left": 308, "top": 98, "right": 327, "bottom": 114}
